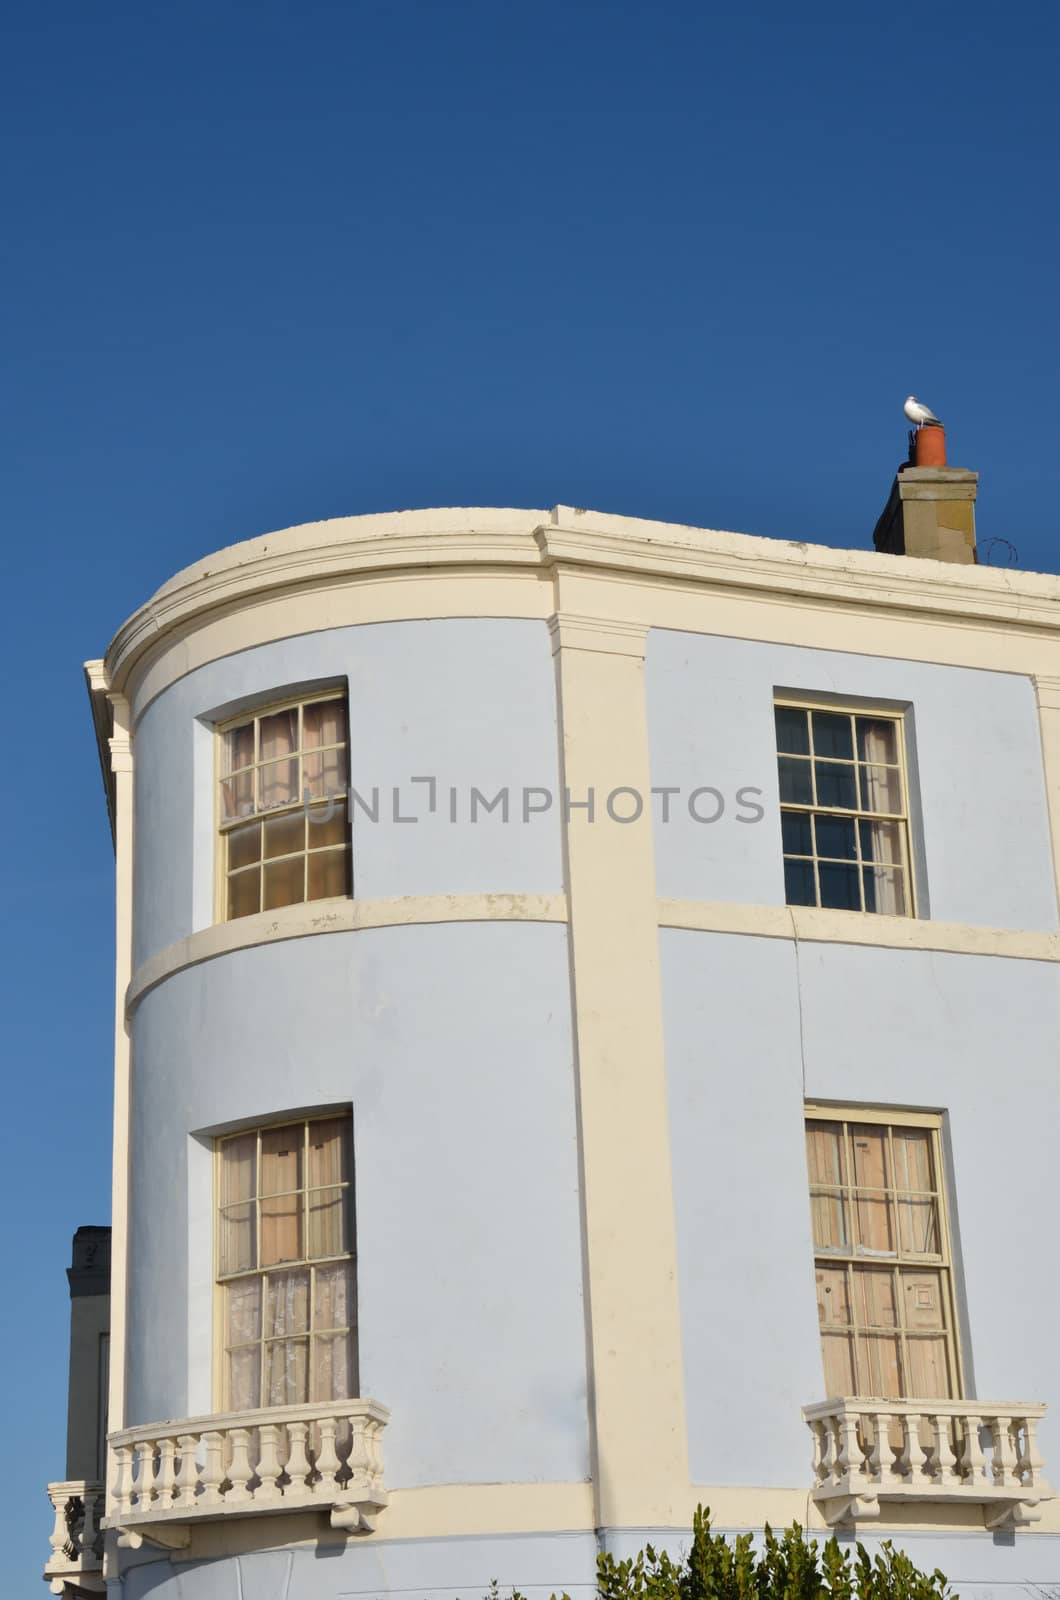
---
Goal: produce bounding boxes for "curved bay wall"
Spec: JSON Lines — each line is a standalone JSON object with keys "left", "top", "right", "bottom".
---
{"left": 128, "top": 920, "right": 589, "bottom": 1486}
{"left": 132, "top": 617, "right": 563, "bottom": 968}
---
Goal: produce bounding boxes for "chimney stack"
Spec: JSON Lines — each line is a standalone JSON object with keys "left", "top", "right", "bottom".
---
{"left": 873, "top": 424, "right": 978, "bottom": 564}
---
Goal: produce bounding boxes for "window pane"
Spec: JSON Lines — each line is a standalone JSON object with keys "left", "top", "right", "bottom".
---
{"left": 308, "top": 1186, "right": 348, "bottom": 1259}
{"left": 304, "top": 699, "right": 348, "bottom": 749}
{"left": 851, "top": 1127, "right": 889, "bottom": 1189}
{"left": 220, "top": 1134, "right": 257, "bottom": 1205}
{"left": 812, "top": 711, "right": 854, "bottom": 760}
{"left": 260, "top": 1125, "right": 303, "bottom": 1196}
{"left": 260, "top": 709, "right": 298, "bottom": 761}
{"left": 854, "top": 1196, "right": 894, "bottom": 1255}
{"left": 816, "top": 1267, "right": 850, "bottom": 1327}
{"left": 778, "top": 756, "right": 813, "bottom": 805}
{"left": 227, "top": 868, "right": 261, "bottom": 920}
{"left": 263, "top": 810, "right": 305, "bottom": 861}
{"left": 810, "top": 1191, "right": 848, "bottom": 1252}
{"left": 307, "top": 848, "right": 349, "bottom": 901}
{"left": 304, "top": 747, "right": 348, "bottom": 801}
{"left": 857, "top": 718, "right": 898, "bottom": 765}
{"left": 227, "top": 821, "right": 261, "bottom": 870}
{"left": 815, "top": 762, "right": 857, "bottom": 810}
{"left": 224, "top": 722, "right": 256, "bottom": 774}
{"left": 820, "top": 1331, "right": 855, "bottom": 1396}
{"left": 905, "top": 1335, "right": 952, "bottom": 1399}
{"left": 861, "top": 1333, "right": 902, "bottom": 1397}
{"left": 859, "top": 764, "right": 903, "bottom": 814}
{"left": 863, "top": 865, "right": 906, "bottom": 916}
{"left": 308, "top": 800, "right": 348, "bottom": 849}
{"left": 263, "top": 855, "right": 304, "bottom": 910}
{"left": 902, "top": 1270, "right": 946, "bottom": 1330}
{"left": 314, "top": 1260, "right": 352, "bottom": 1329}
{"left": 818, "top": 861, "right": 861, "bottom": 911}
{"left": 308, "top": 1119, "right": 350, "bottom": 1187}
{"left": 893, "top": 1128, "right": 934, "bottom": 1191}
{"left": 221, "top": 770, "right": 255, "bottom": 821}
{"left": 261, "top": 1194, "right": 303, "bottom": 1265}
{"left": 266, "top": 1337, "right": 309, "bottom": 1406}
{"left": 814, "top": 814, "right": 857, "bottom": 861}
{"left": 226, "top": 1277, "right": 262, "bottom": 1346}
{"left": 806, "top": 1122, "right": 846, "bottom": 1186}
{"left": 265, "top": 1268, "right": 310, "bottom": 1337}
{"left": 784, "top": 857, "right": 816, "bottom": 907}
{"left": 220, "top": 1203, "right": 256, "bottom": 1275}
{"left": 311, "top": 1331, "right": 352, "bottom": 1403}
{"left": 259, "top": 758, "right": 299, "bottom": 811}
{"left": 853, "top": 1266, "right": 898, "bottom": 1327}
{"left": 898, "top": 1196, "right": 938, "bottom": 1254}
{"left": 774, "top": 706, "right": 809, "bottom": 755}
{"left": 227, "top": 1343, "right": 261, "bottom": 1410}
{"left": 781, "top": 810, "right": 812, "bottom": 855}
{"left": 859, "top": 819, "right": 902, "bottom": 865}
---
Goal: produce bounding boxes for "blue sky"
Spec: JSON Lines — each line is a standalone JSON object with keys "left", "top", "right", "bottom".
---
{"left": 4, "top": 1, "right": 1059, "bottom": 1587}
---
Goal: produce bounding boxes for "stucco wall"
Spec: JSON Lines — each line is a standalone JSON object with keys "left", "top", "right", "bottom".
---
{"left": 646, "top": 630, "right": 1058, "bottom": 931}
{"left": 660, "top": 927, "right": 1060, "bottom": 1487}
{"left": 128, "top": 921, "right": 590, "bottom": 1489}
{"left": 132, "top": 618, "right": 563, "bottom": 968}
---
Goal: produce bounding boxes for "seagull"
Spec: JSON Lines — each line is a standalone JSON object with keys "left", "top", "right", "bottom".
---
{"left": 904, "top": 395, "right": 942, "bottom": 427}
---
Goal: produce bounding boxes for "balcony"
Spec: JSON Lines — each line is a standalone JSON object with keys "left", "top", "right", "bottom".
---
{"left": 804, "top": 1398, "right": 1053, "bottom": 1529}
{"left": 44, "top": 1480, "right": 105, "bottom": 1594}
{"left": 104, "top": 1397, "right": 389, "bottom": 1548}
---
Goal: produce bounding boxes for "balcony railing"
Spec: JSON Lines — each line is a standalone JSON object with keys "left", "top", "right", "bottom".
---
{"left": 104, "top": 1397, "right": 389, "bottom": 1548}
{"left": 804, "top": 1398, "right": 1053, "bottom": 1529}
{"left": 44, "top": 1480, "right": 105, "bottom": 1594}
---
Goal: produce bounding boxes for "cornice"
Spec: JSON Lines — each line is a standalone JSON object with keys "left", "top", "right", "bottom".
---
{"left": 101, "top": 504, "right": 1060, "bottom": 699}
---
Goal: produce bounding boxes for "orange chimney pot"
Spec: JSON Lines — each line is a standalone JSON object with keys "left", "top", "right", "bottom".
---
{"left": 914, "top": 423, "right": 947, "bottom": 468}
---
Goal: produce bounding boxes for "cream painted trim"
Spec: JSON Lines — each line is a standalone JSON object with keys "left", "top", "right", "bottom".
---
{"left": 106, "top": 695, "right": 133, "bottom": 1471}
{"left": 1033, "top": 674, "right": 1060, "bottom": 914}
{"left": 98, "top": 504, "right": 1060, "bottom": 725}
{"left": 125, "top": 893, "right": 569, "bottom": 1014}
{"left": 549, "top": 612, "right": 648, "bottom": 658}
{"left": 658, "top": 899, "right": 1060, "bottom": 963}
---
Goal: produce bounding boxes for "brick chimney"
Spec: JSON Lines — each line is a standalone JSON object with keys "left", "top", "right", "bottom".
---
{"left": 873, "top": 424, "right": 978, "bottom": 564}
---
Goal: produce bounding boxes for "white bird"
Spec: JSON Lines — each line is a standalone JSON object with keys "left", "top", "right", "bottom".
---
{"left": 904, "top": 395, "right": 942, "bottom": 427}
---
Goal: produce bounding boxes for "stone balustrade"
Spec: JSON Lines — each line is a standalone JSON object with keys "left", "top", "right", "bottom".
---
{"left": 44, "top": 1480, "right": 105, "bottom": 1594}
{"left": 104, "top": 1397, "right": 389, "bottom": 1547}
{"left": 804, "top": 1397, "right": 1053, "bottom": 1529}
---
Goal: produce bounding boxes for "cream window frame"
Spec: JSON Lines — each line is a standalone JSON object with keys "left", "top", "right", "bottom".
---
{"left": 213, "top": 1114, "right": 356, "bottom": 1414}
{"left": 805, "top": 1102, "right": 963, "bottom": 1401}
{"left": 775, "top": 695, "right": 917, "bottom": 918}
{"left": 214, "top": 688, "right": 351, "bottom": 924}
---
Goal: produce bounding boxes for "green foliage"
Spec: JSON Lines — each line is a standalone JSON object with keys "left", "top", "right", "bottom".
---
{"left": 549, "top": 1506, "right": 953, "bottom": 1600}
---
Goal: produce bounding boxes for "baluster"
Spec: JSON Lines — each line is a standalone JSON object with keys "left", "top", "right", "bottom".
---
{"left": 835, "top": 1406, "right": 862, "bottom": 1487}
{"left": 1018, "top": 1412, "right": 1046, "bottom": 1489}
{"left": 199, "top": 1430, "right": 225, "bottom": 1507}
{"left": 867, "top": 1412, "right": 893, "bottom": 1486}
{"left": 156, "top": 1437, "right": 178, "bottom": 1505}
{"left": 316, "top": 1417, "right": 341, "bottom": 1495}
{"left": 990, "top": 1414, "right": 1019, "bottom": 1488}
{"left": 959, "top": 1413, "right": 985, "bottom": 1485}
{"left": 134, "top": 1441, "right": 157, "bottom": 1509}
{"left": 82, "top": 1489, "right": 102, "bottom": 1561}
{"left": 174, "top": 1435, "right": 200, "bottom": 1508}
{"left": 47, "top": 1489, "right": 72, "bottom": 1561}
{"left": 225, "top": 1428, "right": 254, "bottom": 1504}
{"left": 368, "top": 1417, "right": 385, "bottom": 1485}
{"left": 903, "top": 1413, "right": 932, "bottom": 1485}
{"left": 111, "top": 1444, "right": 134, "bottom": 1515}
{"left": 893, "top": 1412, "right": 914, "bottom": 1481}
{"left": 285, "top": 1421, "right": 312, "bottom": 1498}
{"left": 255, "top": 1424, "right": 282, "bottom": 1503}
{"left": 348, "top": 1413, "right": 372, "bottom": 1490}
{"left": 929, "top": 1414, "right": 959, "bottom": 1488}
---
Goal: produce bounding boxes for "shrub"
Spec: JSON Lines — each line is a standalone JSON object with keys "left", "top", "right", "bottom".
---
{"left": 480, "top": 1505, "right": 953, "bottom": 1600}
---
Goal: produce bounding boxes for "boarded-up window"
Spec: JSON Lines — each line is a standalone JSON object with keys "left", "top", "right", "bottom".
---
{"left": 806, "top": 1109, "right": 960, "bottom": 1399}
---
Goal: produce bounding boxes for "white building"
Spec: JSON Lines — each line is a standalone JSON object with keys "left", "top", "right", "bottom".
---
{"left": 47, "top": 445, "right": 1060, "bottom": 1596}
